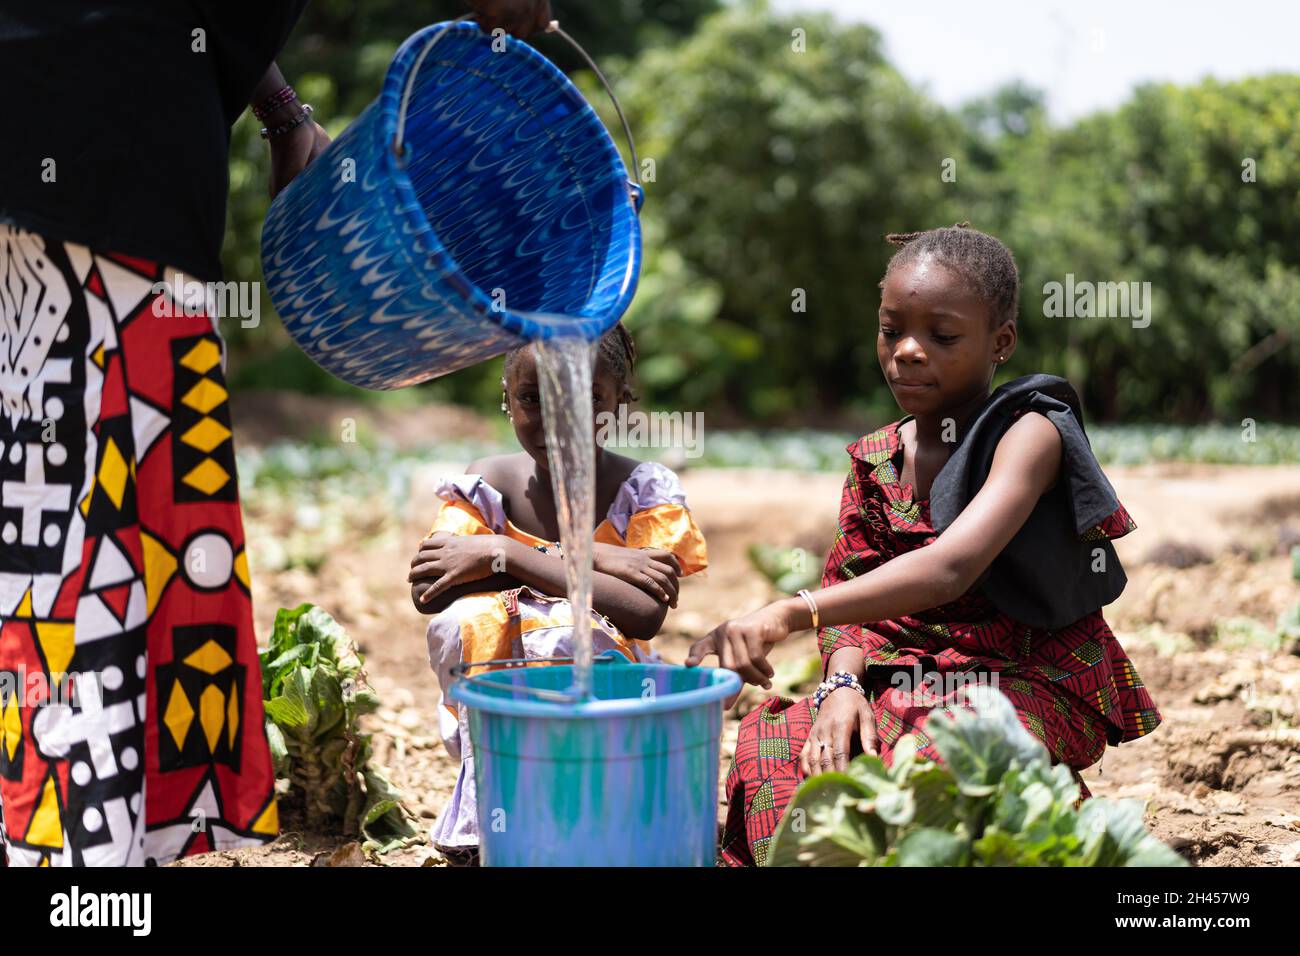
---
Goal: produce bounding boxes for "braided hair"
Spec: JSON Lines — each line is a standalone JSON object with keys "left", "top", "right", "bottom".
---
{"left": 596, "top": 321, "right": 638, "bottom": 401}
{"left": 880, "top": 221, "right": 1020, "bottom": 329}
{"left": 502, "top": 321, "right": 639, "bottom": 403}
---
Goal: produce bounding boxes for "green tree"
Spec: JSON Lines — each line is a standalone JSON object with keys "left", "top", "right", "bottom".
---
{"left": 618, "top": 1, "right": 970, "bottom": 422}
{"left": 223, "top": 1, "right": 1300, "bottom": 427}
{"left": 996, "top": 75, "right": 1300, "bottom": 421}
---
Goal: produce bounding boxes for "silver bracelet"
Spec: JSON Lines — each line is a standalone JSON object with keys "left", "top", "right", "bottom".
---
{"left": 260, "top": 103, "right": 314, "bottom": 140}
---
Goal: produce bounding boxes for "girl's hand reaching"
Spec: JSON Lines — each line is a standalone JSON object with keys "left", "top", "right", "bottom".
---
{"left": 800, "top": 687, "right": 879, "bottom": 777}
{"left": 592, "top": 544, "right": 681, "bottom": 606}
{"left": 685, "top": 603, "right": 791, "bottom": 694}
{"left": 408, "top": 534, "right": 505, "bottom": 604}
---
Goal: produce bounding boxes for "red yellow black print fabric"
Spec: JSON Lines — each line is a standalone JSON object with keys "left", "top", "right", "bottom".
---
{"left": 0, "top": 226, "right": 276, "bottom": 866}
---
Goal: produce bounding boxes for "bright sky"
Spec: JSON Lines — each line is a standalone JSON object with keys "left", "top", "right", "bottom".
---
{"left": 773, "top": 0, "right": 1300, "bottom": 122}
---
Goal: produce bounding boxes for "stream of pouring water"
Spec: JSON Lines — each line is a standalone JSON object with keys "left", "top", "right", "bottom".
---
{"left": 533, "top": 332, "right": 599, "bottom": 700}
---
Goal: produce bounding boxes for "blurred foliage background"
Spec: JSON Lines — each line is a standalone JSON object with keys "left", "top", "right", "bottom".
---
{"left": 223, "top": 0, "right": 1300, "bottom": 427}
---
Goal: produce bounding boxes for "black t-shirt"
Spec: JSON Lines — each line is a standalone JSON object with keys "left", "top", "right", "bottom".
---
{"left": 0, "top": 1, "right": 307, "bottom": 280}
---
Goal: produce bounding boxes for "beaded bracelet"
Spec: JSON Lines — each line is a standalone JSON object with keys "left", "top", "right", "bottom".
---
{"left": 260, "top": 103, "right": 314, "bottom": 140}
{"left": 812, "top": 670, "right": 866, "bottom": 712}
{"left": 252, "top": 85, "right": 298, "bottom": 121}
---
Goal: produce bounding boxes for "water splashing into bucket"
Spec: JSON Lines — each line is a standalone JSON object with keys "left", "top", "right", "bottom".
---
{"left": 532, "top": 324, "right": 599, "bottom": 700}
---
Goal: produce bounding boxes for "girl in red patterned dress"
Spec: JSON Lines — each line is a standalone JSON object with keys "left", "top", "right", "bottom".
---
{"left": 686, "top": 223, "right": 1162, "bottom": 867}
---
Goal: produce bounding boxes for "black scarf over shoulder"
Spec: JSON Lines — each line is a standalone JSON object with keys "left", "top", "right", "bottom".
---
{"left": 929, "top": 373, "right": 1131, "bottom": 630}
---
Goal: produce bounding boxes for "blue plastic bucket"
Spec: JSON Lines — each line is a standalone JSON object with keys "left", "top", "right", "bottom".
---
{"left": 261, "top": 20, "right": 643, "bottom": 390}
{"left": 448, "top": 660, "right": 741, "bottom": 866}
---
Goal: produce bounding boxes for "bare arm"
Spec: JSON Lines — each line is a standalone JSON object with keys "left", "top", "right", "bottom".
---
{"left": 411, "top": 572, "right": 519, "bottom": 615}
{"left": 410, "top": 536, "right": 669, "bottom": 640}
{"left": 688, "top": 413, "right": 1063, "bottom": 682}
{"left": 250, "top": 61, "right": 330, "bottom": 197}
{"left": 825, "top": 645, "right": 866, "bottom": 680}
{"left": 249, "top": 61, "right": 293, "bottom": 110}
{"left": 788, "top": 411, "right": 1062, "bottom": 627}
{"left": 501, "top": 539, "right": 669, "bottom": 640}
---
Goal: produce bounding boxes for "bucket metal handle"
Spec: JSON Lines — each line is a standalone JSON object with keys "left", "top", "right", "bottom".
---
{"left": 392, "top": 17, "right": 643, "bottom": 209}
{"left": 545, "top": 21, "right": 644, "bottom": 209}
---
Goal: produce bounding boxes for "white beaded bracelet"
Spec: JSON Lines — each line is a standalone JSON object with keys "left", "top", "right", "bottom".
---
{"left": 812, "top": 670, "right": 866, "bottom": 711}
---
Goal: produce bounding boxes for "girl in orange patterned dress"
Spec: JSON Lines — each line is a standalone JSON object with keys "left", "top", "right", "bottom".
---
{"left": 409, "top": 324, "right": 707, "bottom": 860}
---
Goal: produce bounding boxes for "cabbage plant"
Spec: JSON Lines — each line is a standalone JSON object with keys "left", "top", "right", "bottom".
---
{"left": 260, "top": 603, "right": 421, "bottom": 854}
{"left": 768, "top": 685, "right": 1186, "bottom": 867}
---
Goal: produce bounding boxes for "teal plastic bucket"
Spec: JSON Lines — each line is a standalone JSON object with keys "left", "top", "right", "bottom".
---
{"left": 448, "top": 660, "right": 740, "bottom": 866}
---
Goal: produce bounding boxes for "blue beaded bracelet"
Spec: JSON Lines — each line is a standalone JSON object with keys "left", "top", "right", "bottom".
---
{"left": 812, "top": 670, "right": 866, "bottom": 712}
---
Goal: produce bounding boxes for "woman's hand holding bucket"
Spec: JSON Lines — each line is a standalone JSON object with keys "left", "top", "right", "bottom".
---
{"left": 251, "top": 61, "right": 333, "bottom": 198}
{"left": 269, "top": 119, "right": 331, "bottom": 198}
{"left": 469, "top": 0, "right": 552, "bottom": 38}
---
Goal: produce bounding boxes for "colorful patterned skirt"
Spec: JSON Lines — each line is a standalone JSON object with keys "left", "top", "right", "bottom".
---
{"left": 719, "top": 666, "right": 1110, "bottom": 867}
{"left": 0, "top": 226, "right": 276, "bottom": 865}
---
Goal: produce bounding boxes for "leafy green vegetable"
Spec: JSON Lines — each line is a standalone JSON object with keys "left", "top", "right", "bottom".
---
{"left": 1278, "top": 601, "right": 1300, "bottom": 644}
{"left": 767, "top": 685, "right": 1186, "bottom": 867}
{"left": 746, "top": 543, "right": 822, "bottom": 595}
{"left": 259, "top": 603, "right": 420, "bottom": 854}
{"left": 1214, "top": 616, "right": 1285, "bottom": 652}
